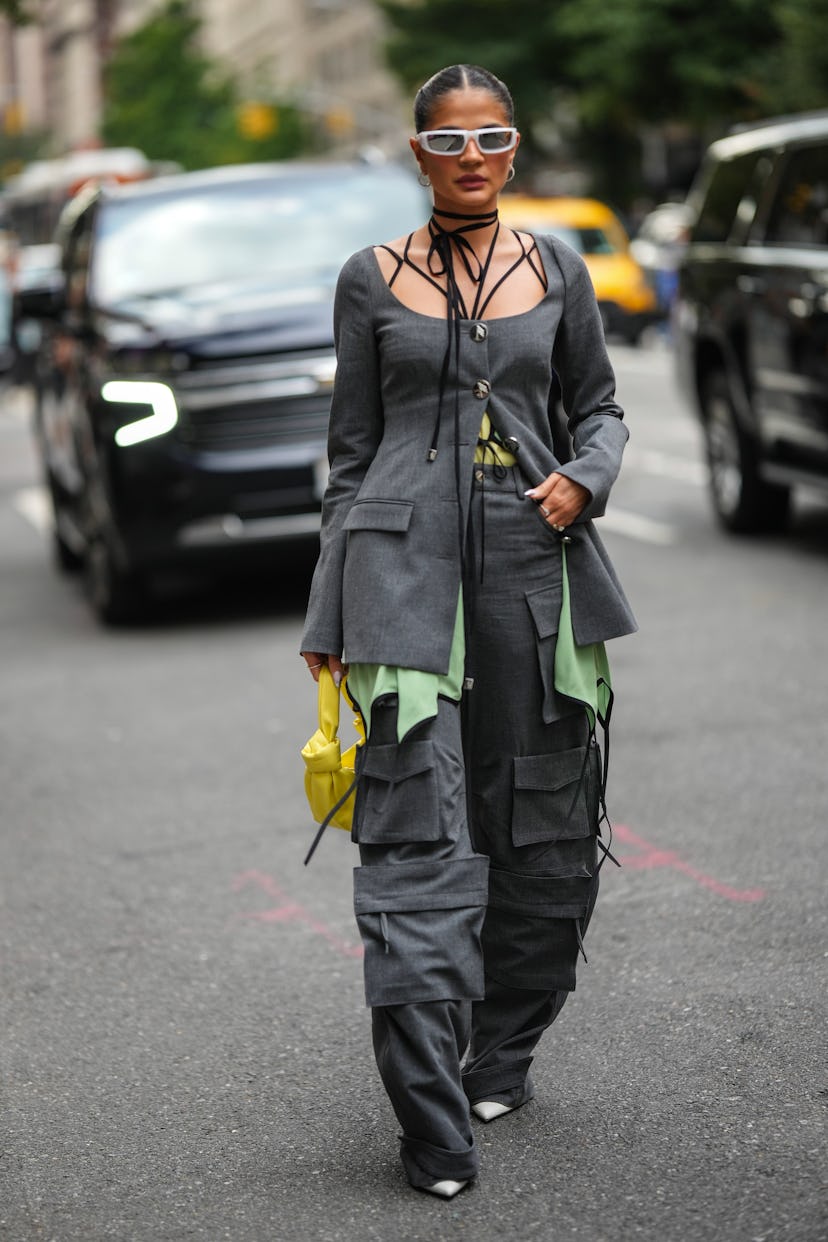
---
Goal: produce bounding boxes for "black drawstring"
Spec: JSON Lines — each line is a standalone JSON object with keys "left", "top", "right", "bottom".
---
{"left": 593, "top": 678, "right": 620, "bottom": 870}
{"left": 474, "top": 434, "right": 509, "bottom": 584}
{"left": 303, "top": 771, "right": 358, "bottom": 866}
{"left": 423, "top": 209, "right": 499, "bottom": 464}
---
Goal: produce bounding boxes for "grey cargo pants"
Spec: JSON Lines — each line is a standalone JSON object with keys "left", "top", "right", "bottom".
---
{"left": 351, "top": 465, "right": 603, "bottom": 1188}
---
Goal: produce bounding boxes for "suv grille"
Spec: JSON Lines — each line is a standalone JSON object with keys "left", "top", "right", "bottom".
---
{"left": 173, "top": 352, "right": 336, "bottom": 452}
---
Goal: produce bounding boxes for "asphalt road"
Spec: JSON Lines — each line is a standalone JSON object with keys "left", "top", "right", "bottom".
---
{"left": 1, "top": 341, "right": 825, "bottom": 1242}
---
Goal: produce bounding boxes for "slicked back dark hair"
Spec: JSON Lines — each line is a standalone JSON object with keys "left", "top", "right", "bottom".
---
{"left": 414, "top": 64, "right": 514, "bottom": 132}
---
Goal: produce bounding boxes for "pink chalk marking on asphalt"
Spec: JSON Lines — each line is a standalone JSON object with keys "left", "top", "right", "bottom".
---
{"left": 232, "top": 824, "right": 764, "bottom": 954}
{"left": 232, "top": 870, "right": 364, "bottom": 958}
{"left": 613, "top": 824, "right": 766, "bottom": 902}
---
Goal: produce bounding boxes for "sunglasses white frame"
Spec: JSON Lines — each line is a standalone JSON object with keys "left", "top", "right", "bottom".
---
{"left": 415, "top": 127, "right": 518, "bottom": 156}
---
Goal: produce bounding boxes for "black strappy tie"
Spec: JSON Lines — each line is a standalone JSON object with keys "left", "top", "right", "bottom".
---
{"left": 377, "top": 211, "right": 549, "bottom": 682}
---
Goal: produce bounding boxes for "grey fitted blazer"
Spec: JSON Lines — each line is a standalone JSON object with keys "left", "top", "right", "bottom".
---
{"left": 301, "top": 234, "right": 637, "bottom": 673}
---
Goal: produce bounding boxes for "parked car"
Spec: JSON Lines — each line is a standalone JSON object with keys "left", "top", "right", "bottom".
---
{"left": 499, "top": 194, "right": 659, "bottom": 342}
{"left": 20, "top": 160, "right": 426, "bottom": 622}
{"left": 675, "top": 111, "right": 828, "bottom": 532}
{"left": 10, "top": 242, "right": 62, "bottom": 383}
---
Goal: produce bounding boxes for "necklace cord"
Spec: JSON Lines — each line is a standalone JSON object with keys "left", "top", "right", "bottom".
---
{"left": 425, "top": 209, "right": 500, "bottom": 462}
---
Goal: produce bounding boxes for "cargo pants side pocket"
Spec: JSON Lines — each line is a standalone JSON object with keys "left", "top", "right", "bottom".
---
{"left": 482, "top": 866, "right": 596, "bottom": 992}
{"left": 354, "top": 856, "right": 489, "bottom": 1007}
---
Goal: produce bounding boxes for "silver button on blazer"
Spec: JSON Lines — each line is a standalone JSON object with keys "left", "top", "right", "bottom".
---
{"left": 301, "top": 234, "right": 637, "bottom": 672}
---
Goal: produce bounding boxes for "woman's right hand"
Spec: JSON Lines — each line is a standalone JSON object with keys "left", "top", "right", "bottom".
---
{"left": 300, "top": 651, "right": 346, "bottom": 685}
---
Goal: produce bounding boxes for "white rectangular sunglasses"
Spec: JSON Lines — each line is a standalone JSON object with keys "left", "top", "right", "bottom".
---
{"left": 416, "top": 127, "right": 518, "bottom": 156}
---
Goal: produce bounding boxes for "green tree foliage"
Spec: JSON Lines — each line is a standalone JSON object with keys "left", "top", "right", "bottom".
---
{"left": 770, "top": 0, "right": 828, "bottom": 112}
{"left": 555, "top": 0, "right": 781, "bottom": 129}
{"left": 380, "top": 0, "right": 570, "bottom": 134}
{"left": 0, "top": 0, "right": 35, "bottom": 22}
{"left": 101, "top": 0, "right": 311, "bottom": 170}
{"left": 0, "top": 127, "right": 49, "bottom": 184}
{"left": 382, "top": 0, "right": 828, "bottom": 131}
{"left": 379, "top": 0, "right": 828, "bottom": 201}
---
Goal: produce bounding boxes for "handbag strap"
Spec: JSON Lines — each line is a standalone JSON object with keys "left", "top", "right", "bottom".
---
{"left": 316, "top": 663, "right": 342, "bottom": 742}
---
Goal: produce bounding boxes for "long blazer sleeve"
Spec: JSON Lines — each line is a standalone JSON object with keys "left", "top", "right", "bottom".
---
{"left": 301, "top": 252, "right": 383, "bottom": 657}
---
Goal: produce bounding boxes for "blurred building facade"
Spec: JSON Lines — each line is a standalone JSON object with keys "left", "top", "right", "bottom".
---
{"left": 201, "top": 0, "right": 406, "bottom": 149}
{"left": 0, "top": 0, "right": 405, "bottom": 156}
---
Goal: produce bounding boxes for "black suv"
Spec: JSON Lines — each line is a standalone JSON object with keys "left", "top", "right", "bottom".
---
{"left": 675, "top": 112, "right": 828, "bottom": 532}
{"left": 22, "top": 161, "right": 425, "bottom": 621}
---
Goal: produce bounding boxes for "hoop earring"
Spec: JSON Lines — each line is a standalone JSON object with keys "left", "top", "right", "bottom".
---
{"left": 506, "top": 165, "right": 515, "bottom": 182}
{"left": 418, "top": 170, "right": 431, "bottom": 187}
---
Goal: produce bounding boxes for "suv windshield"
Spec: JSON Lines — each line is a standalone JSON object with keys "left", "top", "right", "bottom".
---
{"left": 92, "top": 170, "right": 426, "bottom": 304}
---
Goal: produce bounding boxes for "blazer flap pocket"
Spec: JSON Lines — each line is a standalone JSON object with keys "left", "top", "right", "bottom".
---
{"left": 360, "top": 739, "right": 434, "bottom": 784}
{"left": 514, "top": 747, "right": 586, "bottom": 793}
{"left": 525, "top": 585, "right": 561, "bottom": 640}
{"left": 343, "top": 499, "right": 413, "bottom": 533}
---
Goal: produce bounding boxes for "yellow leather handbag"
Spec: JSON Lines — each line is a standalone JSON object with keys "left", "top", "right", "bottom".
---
{"left": 301, "top": 665, "right": 365, "bottom": 862}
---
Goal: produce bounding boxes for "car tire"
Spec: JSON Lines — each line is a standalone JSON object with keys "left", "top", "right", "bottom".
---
{"left": 701, "top": 369, "right": 791, "bottom": 534}
{"left": 84, "top": 529, "right": 147, "bottom": 625}
{"left": 53, "top": 528, "right": 83, "bottom": 574}
{"left": 45, "top": 477, "right": 84, "bottom": 574}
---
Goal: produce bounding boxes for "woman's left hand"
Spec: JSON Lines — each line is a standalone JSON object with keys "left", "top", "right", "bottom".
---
{"left": 525, "top": 473, "right": 590, "bottom": 530}
{"left": 301, "top": 651, "right": 347, "bottom": 685}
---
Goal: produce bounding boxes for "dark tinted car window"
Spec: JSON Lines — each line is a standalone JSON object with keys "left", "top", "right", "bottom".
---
{"left": 92, "top": 170, "right": 426, "bottom": 306}
{"left": 693, "top": 151, "right": 764, "bottom": 243}
{"left": 765, "top": 144, "right": 828, "bottom": 247}
{"left": 513, "top": 224, "right": 616, "bottom": 255}
{"left": 571, "top": 227, "right": 615, "bottom": 255}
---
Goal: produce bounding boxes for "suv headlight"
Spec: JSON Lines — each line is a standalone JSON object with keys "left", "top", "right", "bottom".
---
{"left": 102, "top": 380, "right": 179, "bottom": 447}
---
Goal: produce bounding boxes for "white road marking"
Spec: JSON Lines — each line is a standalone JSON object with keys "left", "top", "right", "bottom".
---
{"left": 0, "top": 385, "right": 34, "bottom": 425}
{"left": 624, "top": 447, "right": 706, "bottom": 486}
{"left": 609, "top": 344, "right": 672, "bottom": 375}
{"left": 601, "top": 507, "right": 677, "bottom": 545}
{"left": 12, "top": 485, "right": 52, "bottom": 535}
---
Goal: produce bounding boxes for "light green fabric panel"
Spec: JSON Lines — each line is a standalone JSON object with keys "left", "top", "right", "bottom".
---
{"left": 349, "top": 540, "right": 611, "bottom": 743}
{"left": 553, "top": 542, "right": 611, "bottom": 728}
{"left": 348, "top": 588, "right": 465, "bottom": 742}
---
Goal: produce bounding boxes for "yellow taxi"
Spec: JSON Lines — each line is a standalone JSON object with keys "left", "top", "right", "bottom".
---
{"left": 499, "top": 195, "right": 659, "bottom": 343}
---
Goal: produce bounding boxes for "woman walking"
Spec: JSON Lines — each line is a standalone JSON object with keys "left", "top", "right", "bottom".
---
{"left": 301, "top": 63, "right": 636, "bottom": 1198}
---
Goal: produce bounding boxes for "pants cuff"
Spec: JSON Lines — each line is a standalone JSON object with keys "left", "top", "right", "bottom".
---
{"left": 462, "top": 1057, "right": 533, "bottom": 1103}
{"left": 400, "top": 1134, "right": 479, "bottom": 1187}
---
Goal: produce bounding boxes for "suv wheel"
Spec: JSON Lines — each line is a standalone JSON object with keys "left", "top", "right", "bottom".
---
{"left": 84, "top": 529, "right": 147, "bottom": 625}
{"left": 46, "top": 476, "right": 84, "bottom": 574}
{"left": 53, "top": 527, "right": 83, "bottom": 574}
{"left": 701, "top": 370, "right": 790, "bottom": 533}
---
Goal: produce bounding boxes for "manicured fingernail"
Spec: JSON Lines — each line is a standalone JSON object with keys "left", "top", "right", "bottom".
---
{"left": 333, "top": 671, "right": 343, "bottom": 687}
{"left": 524, "top": 488, "right": 537, "bottom": 497}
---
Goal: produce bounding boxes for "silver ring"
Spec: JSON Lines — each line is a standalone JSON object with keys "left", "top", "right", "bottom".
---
{"left": 307, "top": 662, "right": 322, "bottom": 670}
{"left": 540, "top": 506, "right": 550, "bottom": 517}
